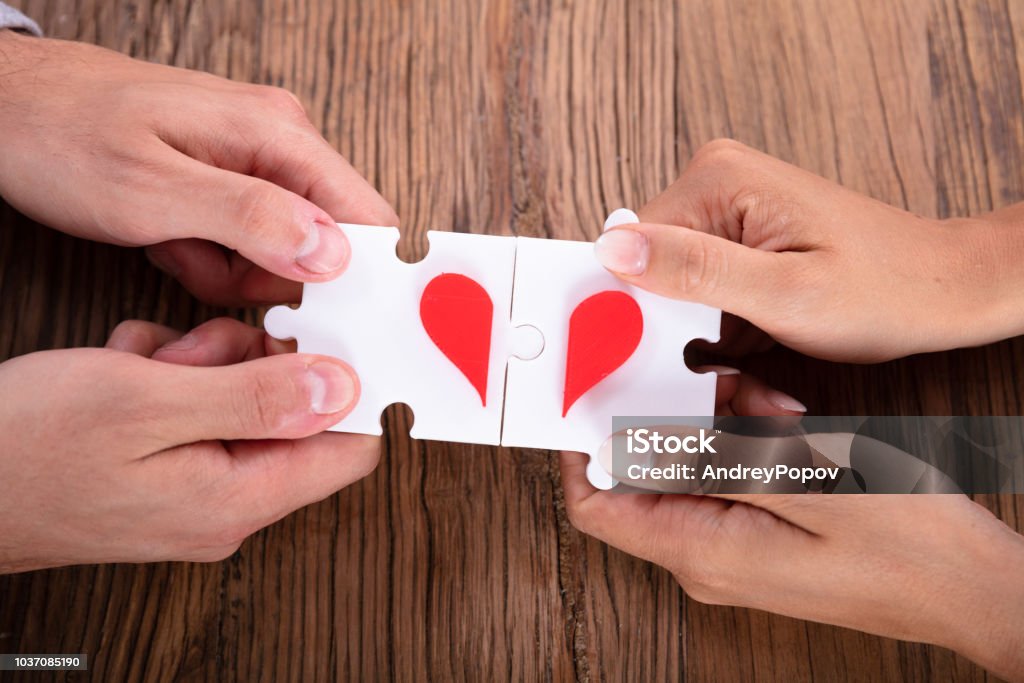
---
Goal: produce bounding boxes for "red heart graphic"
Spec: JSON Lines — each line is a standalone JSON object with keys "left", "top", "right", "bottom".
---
{"left": 420, "top": 273, "right": 494, "bottom": 406}
{"left": 563, "top": 290, "right": 643, "bottom": 416}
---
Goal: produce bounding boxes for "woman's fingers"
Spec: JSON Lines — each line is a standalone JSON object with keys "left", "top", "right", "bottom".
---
{"left": 701, "top": 367, "right": 807, "bottom": 416}
{"left": 558, "top": 450, "right": 814, "bottom": 604}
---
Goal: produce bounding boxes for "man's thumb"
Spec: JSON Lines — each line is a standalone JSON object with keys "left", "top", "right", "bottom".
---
{"left": 150, "top": 354, "right": 359, "bottom": 443}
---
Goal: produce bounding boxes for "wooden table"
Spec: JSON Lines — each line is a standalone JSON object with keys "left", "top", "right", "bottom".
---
{"left": 2, "top": 1, "right": 1022, "bottom": 680}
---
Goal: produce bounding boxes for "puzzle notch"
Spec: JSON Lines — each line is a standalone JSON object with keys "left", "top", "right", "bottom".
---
{"left": 509, "top": 324, "right": 544, "bottom": 361}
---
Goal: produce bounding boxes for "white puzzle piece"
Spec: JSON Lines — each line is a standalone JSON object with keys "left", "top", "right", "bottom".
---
{"left": 501, "top": 240, "right": 721, "bottom": 488}
{"left": 264, "top": 226, "right": 527, "bottom": 445}
{"left": 264, "top": 213, "right": 722, "bottom": 489}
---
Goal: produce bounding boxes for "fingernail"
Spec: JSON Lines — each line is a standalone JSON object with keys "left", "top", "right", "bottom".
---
{"left": 594, "top": 229, "right": 649, "bottom": 275}
{"left": 146, "top": 246, "right": 181, "bottom": 278}
{"left": 158, "top": 333, "right": 198, "bottom": 352}
{"left": 295, "top": 220, "right": 349, "bottom": 274}
{"left": 603, "top": 208, "right": 640, "bottom": 231}
{"left": 694, "top": 365, "right": 741, "bottom": 376}
{"left": 767, "top": 389, "right": 807, "bottom": 413}
{"left": 306, "top": 362, "right": 357, "bottom": 415}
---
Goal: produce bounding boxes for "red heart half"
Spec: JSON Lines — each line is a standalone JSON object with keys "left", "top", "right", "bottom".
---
{"left": 420, "top": 273, "right": 494, "bottom": 406}
{"left": 563, "top": 290, "right": 643, "bottom": 416}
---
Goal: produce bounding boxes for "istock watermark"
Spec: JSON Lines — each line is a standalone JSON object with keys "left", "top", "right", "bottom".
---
{"left": 625, "top": 427, "right": 718, "bottom": 455}
{"left": 606, "top": 416, "right": 1024, "bottom": 494}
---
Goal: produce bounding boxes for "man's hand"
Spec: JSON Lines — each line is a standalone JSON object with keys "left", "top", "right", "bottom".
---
{"left": 0, "top": 30, "right": 397, "bottom": 306}
{"left": 0, "top": 318, "right": 380, "bottom": 573}
{"left": 594, "top": 139, "right": 1024, "bottom": 362}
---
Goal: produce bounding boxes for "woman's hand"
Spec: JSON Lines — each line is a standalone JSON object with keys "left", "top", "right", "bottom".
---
{"left": 594, "top": 139, "right": 1024, "bottom": 362}
{"left": 0, "top": 30, "right": 397, "bottom": 306}
{"left": 0, "top": 318, "right": 379, "bottom": 573}
{"left": 561, "top": 455, "right": 1024, "bottom": 680}
{"left": 565, "top": 370, "right": 1024, "bottom": 680}
{"left": 567, "top": 371, "right": 1024, "bottom": 680}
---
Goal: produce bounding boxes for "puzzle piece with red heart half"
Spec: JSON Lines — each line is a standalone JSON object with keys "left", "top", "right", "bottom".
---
{"left": 263, "top": 210, "right": 722, "bottom": 489}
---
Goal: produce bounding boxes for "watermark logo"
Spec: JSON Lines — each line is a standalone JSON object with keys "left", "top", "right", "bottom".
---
{"left": 607, "top": 416, "right": 1024, "bottom": 494}
{"left": 625, "top": 427, "right": 717, "bottom": 455}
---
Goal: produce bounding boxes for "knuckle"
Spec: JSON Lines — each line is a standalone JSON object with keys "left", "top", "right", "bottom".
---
{"left": 207, "top": 521, "right": 252, "bottom": 549}
{"left": 255, "top": 86, "right": 307, "bottom": 118}
{"left": 670, "top": 237, "right": 725, "bottom": 297}
{"left": 192, "top": 542, "right": 244, "bottom": 563}
{"left": 691, "top": 138, "right": 750, "bottom": 170}
{"left": 234, "top": 181, "right": 289, "bottom": 241}
{"left": 672, "top": 550, "right": 730, "bottom": 605}
{"left": 200, "top": 317, "right": 246, "bottom": 338}
{"left": 348, "top": 437, "right": 382, "bottom": 480}
{"left": 108, "top": 319, "right": 155, "bottom": 348}
{"left": 735, "top": 186, "right": 799, "bottom": 236}
{"left": 674, "top": 571, "right": 726, "bottom": 605}
{"left": 190, "top": 500, "right": 260, "bottom": 552}
{"left": 679, "top": 140, "right": 761, "bottom": 230}
{"left": 564, "top": 499, "right": 595, "bottom": 536}
{"left": 232, "top": 369, "right": 295, "bottom": 434}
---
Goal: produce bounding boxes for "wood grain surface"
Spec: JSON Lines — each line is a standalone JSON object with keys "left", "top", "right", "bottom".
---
{"left": 1, "top": 0, "right": 1022, "bottom": 681}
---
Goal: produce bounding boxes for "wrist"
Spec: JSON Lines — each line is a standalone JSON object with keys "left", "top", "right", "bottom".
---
{"left": 929, "top": 216, "right": 1024, "bottom": 351}
{"left": 933, "top": 523, "right": 1024, "bottom": 680}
